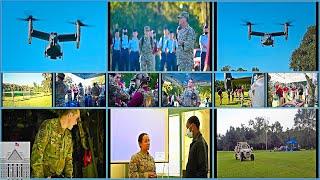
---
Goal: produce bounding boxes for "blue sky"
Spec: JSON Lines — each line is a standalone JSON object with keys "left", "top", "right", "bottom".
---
{"left": 163, "top": 73, "right": 212, "bottom": 85}
{"left": 3, "top": 73, "right": 46, "bottom": 86}
{"left": 2, "top": 1, "right": 107, "bottom": 72}
{"left": 215, "top": 73, "right": 252, "bottom": 81}
{"left": 218, "top": 2, "right": 316, "bottom": 72}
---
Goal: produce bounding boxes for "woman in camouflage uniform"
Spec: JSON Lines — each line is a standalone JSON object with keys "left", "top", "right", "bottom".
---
{"left": 128, "top": 133, "right": 157, "bottom": 178}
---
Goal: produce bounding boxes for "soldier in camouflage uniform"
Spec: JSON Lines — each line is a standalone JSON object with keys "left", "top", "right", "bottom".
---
{"left": 55, "top": 73, "right": 67, "bottom": 107}
{"left": 139, "top": 26, "right": 154, "bottom": 71}
{"left": 177, "top": 78, "right": 200, "bottom": 107}
{"left": 31, "top": 109, "right": 80, "bottom": 178}
{"left": 176, "top": 11, "right": 196, "bottom": 71}
{"left": 108, "top": 73, "right": 130, "bottom": 107}
{"left": 129, "top": 133, "right": 157, "bottom": 178}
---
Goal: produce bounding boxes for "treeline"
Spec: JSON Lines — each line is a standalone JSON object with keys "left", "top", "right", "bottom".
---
{"left": 3, "top": 73, "right": 52, "bottom": 94}
{"left": 217, "top": 109, "right": 316, "bottom": 151}
{"left": 290, "top": 26, "right": 316, "bottom": 71}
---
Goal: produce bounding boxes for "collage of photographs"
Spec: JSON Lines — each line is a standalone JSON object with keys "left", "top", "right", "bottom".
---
{"left": 0, "top": 1, "right": 319, "bottom": 179}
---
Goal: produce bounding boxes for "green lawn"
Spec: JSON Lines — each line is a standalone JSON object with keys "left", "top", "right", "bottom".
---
{"left": 215, "top": 92, "right": 251, "bottom": 107}
{"left": 3, "top": 95, "right": 52, "bottom": 107}
{"left": 217, "top": 150, "right": 316, "bottom": 178}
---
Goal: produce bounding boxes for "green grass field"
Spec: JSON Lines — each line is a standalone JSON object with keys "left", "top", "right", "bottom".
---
{"left": 217, "top": 150, "right": 316, "bottom": 178}
{"left": 215, "top": 92, "right": 251, "bottom": 107}
{"left": 3, "top": 95, "right": 52, "bottom": 107}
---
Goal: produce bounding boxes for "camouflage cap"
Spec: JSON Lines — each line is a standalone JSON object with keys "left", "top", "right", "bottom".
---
{"left": 178, "top": 11, "right": 189, "bottom": 19}
{"left": 144, "top": 26, "right": 151, "bottom": 31}
{"left": 134, "top": 73, "right": 151, "bottom": 83}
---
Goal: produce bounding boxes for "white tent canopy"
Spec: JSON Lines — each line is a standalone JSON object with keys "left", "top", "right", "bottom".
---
{"left": 65, "top": 73, "right": 102, "bottom": 88}
{"left": 270, "top": 73, "right": 316, "bottom": 84}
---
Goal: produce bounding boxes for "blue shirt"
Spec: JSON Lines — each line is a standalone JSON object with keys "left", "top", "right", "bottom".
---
{"left": 165, "top": 39, "right": 178, "bottom": 53}
{"left": 158, "top": 35, "right": 170, "bottom": 52}
{"left": 129, "top": 37, "right": 140, "bottom": 52}
{"left": 113, "top": 37, "right": 121, "bottom": 51}
{"left": 121, "top": 35, "right": 129, "bottom": 49}
{"left": 199, "top": 34, "right": 208, "bottom": 53}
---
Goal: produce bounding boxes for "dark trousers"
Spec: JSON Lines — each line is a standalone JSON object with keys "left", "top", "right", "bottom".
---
{"left": 120, "top": 48, "right": 129, "bottom": 71}
{"left": 155, "top": 55, "right": 161, "bottom": 71}
{"left": 112, "top": 50, "right": 120, "bottom": 71}
{"left": 201, "top": 52, "right": 206, "bottom": 71}
{"left": 130, "top": 51, "right": 140, "bottom": 71}
{"left": 167, "top": 52, "right": 177, "bottom": 71}
{"left": 160, "top": 52, "right": 167, "bottom": 71}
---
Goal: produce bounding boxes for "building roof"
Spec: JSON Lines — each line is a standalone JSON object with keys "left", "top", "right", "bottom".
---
{"left": 8, "top": 149, "right": 23, "bottom": 161}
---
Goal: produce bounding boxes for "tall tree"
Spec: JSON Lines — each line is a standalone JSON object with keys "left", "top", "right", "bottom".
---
{"left": 252, "top": 67, "right": 260, "bottom": 72}
{"left": 42, "top": 73, "right": 52, "bottom": 94}
{"left": 293, "top": 109, "right": 316, "bottom": 149}
{"left": 221, "top": 65, "right": 231, "bottom": 71}
{"left": 236, "top": 68, "right": 247, "bottom": 72}
{"left": 217, "top": 111, "right": 317, "bottom": 150}
{"left": 290, "top": 26, "right": 316, "bottom": 71}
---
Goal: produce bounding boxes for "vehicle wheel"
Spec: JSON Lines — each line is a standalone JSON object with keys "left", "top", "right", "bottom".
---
{"left": 251, "top": 154, "right": 254, "bottom": 161}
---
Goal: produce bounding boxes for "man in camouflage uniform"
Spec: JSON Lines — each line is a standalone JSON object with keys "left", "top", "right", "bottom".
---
{"left": 55, "top": 73, "right": 67, "bottom": 107}
{"left": 139, "top": 26, "right": 154, "bottom": 71}
{"left": 108, "top": 73, "right": 130, "bottom": 107}
{"left": 176, "top": 11, "right": 196, "bottom": 71}
{"left": 177, "top": 78, "right": 200, "bottom": 107}
{"left": 31, "top": 109, "right": 81, "bottom": 178}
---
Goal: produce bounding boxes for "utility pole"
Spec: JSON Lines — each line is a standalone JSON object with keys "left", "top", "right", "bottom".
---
{"left": 264, "top": 117, "right": 270, "bottom": 151}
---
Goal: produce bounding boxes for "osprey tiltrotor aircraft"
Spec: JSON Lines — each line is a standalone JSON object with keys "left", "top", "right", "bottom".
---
{"left": 242, "top": 20, "right": 293, "bottom": 47}
{"left": 18, "top": 15, "right": 90, "bottom": 59}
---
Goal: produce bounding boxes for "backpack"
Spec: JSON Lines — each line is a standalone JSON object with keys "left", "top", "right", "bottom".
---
{"left": 139, "top": 37, "right": 153, "bottom": 52}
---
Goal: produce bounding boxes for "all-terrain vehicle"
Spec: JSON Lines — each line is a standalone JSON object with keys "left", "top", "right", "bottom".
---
{"left": 234, "top": 142, "right": 254, "bottom": 161}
